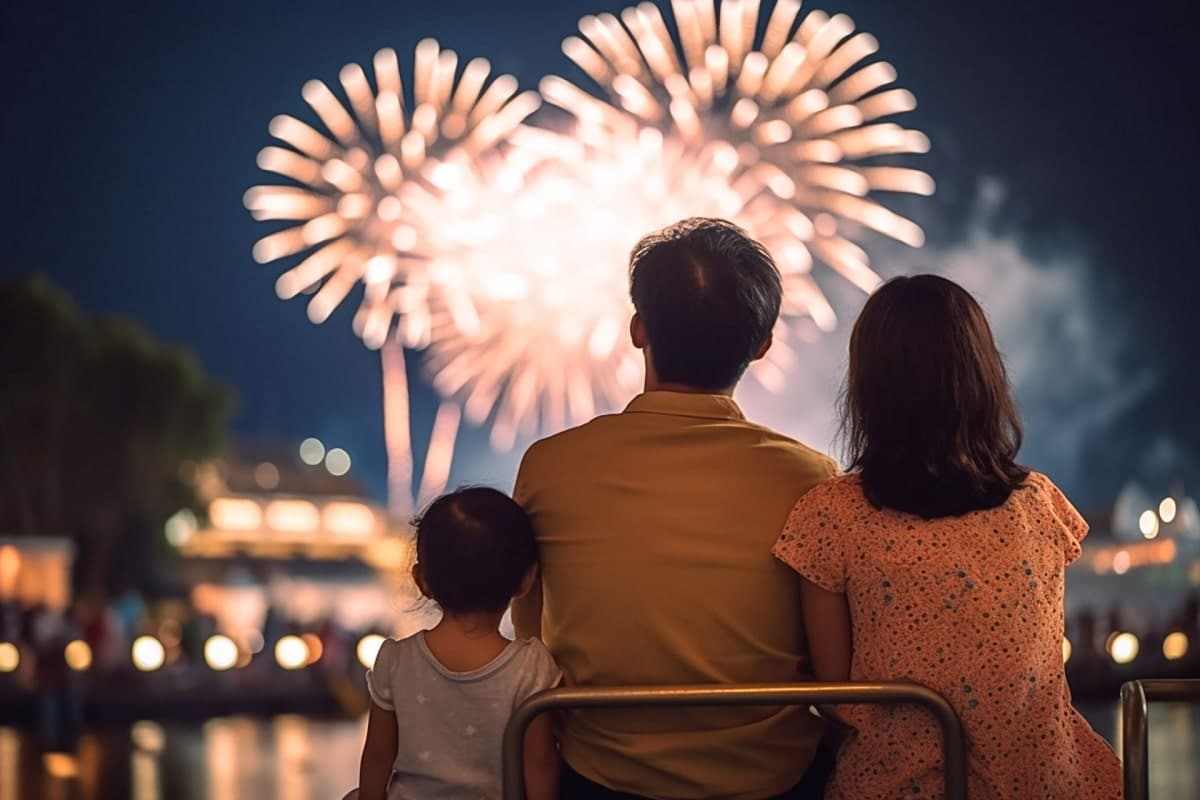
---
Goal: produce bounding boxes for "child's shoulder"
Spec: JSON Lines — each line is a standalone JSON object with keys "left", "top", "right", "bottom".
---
{"left": 507, "top": 637, "right": 562, "bottom": 690}
{"left": 508, "top": 636, "right": 555, "bottom": 664}
{"left": 369, "top": 632, "right": 421, "bottom": 670}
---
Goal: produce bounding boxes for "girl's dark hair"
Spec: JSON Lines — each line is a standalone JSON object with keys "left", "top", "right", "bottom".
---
{"left": 842, "top": 274, "right": 1030, "bottom": 518}
{"left": 414, "top": 487, "right": 537, "bottom": 614}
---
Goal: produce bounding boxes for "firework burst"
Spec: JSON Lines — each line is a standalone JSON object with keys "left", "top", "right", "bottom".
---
{"left": 548, "top": 0, "right": 934, "bottom": 305}
{"left": 420, "top": 123, "right": 822, "bottom": 451}
{"left": 245, "top": 40, "right": 542, "bottom": 513}
{"left": 245, "top": 2, "right": 933, "bottom": 512}
{"left": 245, "top": 39, "right": 540, "bottom": 350}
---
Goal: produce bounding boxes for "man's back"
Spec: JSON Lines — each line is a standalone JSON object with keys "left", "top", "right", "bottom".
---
{"left": 515, "top": 391, "right": 836, "bottom": 799}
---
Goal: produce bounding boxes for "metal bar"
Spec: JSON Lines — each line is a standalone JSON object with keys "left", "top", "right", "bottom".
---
{"left": 1121, "top": 679, "right": 1200, "bottom": 800}
{"left": 502, "top": 682, "right": 967, "bottom": 800}
{"left": 1122, "top": 680, "right": 1149, "bottom": 800}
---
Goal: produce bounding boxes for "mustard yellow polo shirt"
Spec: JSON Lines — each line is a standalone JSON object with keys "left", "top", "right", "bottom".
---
{"left": 514, "top": 391, "right": 837, "bottom": 799}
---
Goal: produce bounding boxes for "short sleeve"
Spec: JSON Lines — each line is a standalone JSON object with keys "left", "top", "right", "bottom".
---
{"left": 772, "top": 479, "right": 849, "bottom": 593}
{"left": 512, "top": 639, "right": 562, "bottom": 709}
{"left": 365, "top": 638, "right": 398, "bottom": 710}
{"left": 512, "top": 441, "right": 545, "bottom": 512}
{"left": 1033, "top": 473, "right": 1089, "bottom": 564}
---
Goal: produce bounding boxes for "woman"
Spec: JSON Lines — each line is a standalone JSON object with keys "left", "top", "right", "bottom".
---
{"left": 773, "top": 275, "right": 1121, "bottom": 798}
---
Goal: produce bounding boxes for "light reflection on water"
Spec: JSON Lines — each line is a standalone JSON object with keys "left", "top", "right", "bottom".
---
{"left": 0, "top": 727, "right": 18, "bottom": 800}
{"left": 2, "top": 705, "right": 1195, "bottom": 798}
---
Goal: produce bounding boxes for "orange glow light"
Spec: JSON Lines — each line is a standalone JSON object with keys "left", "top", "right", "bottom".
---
{"left": 209, "top": 498, "right": 263, "bottom": 532}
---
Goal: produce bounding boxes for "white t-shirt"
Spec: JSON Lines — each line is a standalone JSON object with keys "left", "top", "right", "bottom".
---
{"left": 366, "top": 633, "right": 561, "bottom": 800}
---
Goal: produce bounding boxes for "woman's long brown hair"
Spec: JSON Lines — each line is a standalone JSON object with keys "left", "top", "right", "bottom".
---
{"left": 841, "top": 274, "right": 1029, "bottom": 518}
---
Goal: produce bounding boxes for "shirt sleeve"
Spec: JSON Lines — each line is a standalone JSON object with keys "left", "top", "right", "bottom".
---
{"left": 1034, "top": 473, "right": 1089, "bottom": 564}
{"left": 772, "top": 480, "right": 848, "bottom": 593}
{"left": 365, "top": 638, "right": 397, "bottom": 711}
{"left": 513, "top": 639, "right": 563, "bottom": 709}
{"left": 512, "top": 442, "right": 543, "bottom": 511}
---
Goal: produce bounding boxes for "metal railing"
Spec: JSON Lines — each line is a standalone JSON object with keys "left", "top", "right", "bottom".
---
{"left": 1120, "top": 678, "right": 1200, "bottom": 800}
{"left": 501, "top": 682, "right": 967, "bottom": 800}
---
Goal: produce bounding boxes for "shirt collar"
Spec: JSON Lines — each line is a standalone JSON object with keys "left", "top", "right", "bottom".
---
{"left": 623, "top": 391, "right": 746, "bottom": 422}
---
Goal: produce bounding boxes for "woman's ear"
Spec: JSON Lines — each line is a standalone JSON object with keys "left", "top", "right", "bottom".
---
{"left": 514, "top": 563, "right": 539, "bottom": 599}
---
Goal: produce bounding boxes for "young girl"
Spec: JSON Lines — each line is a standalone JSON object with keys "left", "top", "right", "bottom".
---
{"left": 773, "top": 275, "right": 1122, "bottom": 799}
{"left": 358, "top": 487, "right": 561, "bottom": 800}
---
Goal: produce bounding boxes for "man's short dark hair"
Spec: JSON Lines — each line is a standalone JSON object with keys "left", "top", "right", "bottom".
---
{"left": 629, "top": 217, "right": 782, "bottom": 390}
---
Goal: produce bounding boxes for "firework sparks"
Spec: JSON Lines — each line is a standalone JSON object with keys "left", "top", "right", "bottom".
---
{"left": 551, "top": 0, "right": 934, "bottom": 305}
{"left": 421, "top": 0, "right": 933, "bottom": 449}
{"left": 245, "top": 39, "right": 541, "bottom": 351}
{"left": 246, "top": 2, "right": 933, "bottom": 511}
{"left": 246, "top": 40, "right": 541, "bottom": 514}
{"left": 418, "top": 123, "right": 825, "bottom": 450}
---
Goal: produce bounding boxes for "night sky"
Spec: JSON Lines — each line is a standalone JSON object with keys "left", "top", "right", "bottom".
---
{"left": 2, "top": 0, "right": 1197, "bottom": 505}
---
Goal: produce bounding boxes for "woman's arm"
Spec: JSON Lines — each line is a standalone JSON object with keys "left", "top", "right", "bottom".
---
{"left": 523, "top": 712, "right": 559, "bottom": 800}
{"left": 800, "top": 577, "right": 852, "bottom": 682}
{"left": 358, "top": 701, "right": 398, "bottom": 800}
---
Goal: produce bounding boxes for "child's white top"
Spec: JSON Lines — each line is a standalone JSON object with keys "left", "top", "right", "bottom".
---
{"left": 366, "top": 632, "right": 560, "bottom": 800}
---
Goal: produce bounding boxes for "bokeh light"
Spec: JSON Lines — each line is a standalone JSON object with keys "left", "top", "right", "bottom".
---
{"left": 0, "top": 545, "right": 18, "bottom": 597}
{"left": 131, "top": 636, "right": 166, "bottom": 672}
{"left": 265, "top": 499, "right": 320, "bottom": 533}
{"left": 42, "top": 753, "right": 79, "bottom": 779}
{"left": 254, "top": 462, "right": 281, "bottom": 490}
{"left": 275, "top": 635, "right": 309, "bottom": 670}
{"left": 299, "top": 437, "right": 325, "bottom": 466}
{"left": 0, "top": 642, "right": 19, "bottom": 672}
{"left": 1138, "top": 509, "right": 1159, "bottom": 539}
{"left": 324, "top": 448, "right": 351, "bottom": 476}
{"left": 1108, "top": 632, "right": 1139, "bottom": 665}
{"left": 1112, "top": 550, "right": 1131, "bottom": 575}
{"left": 300, "top": 633, "right": 324, "bottom": 665}
{"left": 1159, "top": 497, "right": 1177, "bottom": 524}
{"left": 1162, "top": 631, "right": 1188, "bottom": 661}
{"left": 164, "top": 509, "right": 199, "bottom": 547}
{"left": 209, "top": 497, "right": 263, "bottom": 531}
{"left": 64, "top": 640, "right": 92, "bottom": 671}
{"left": 204, "top": 635, "right": 239, "bottom": 671}
{"left": 131, "top": 721, "right": 166, "bottom": 754}
{"left": 1062, "top": 636, "right": 1072, "bottom": 664}
{"left": 357, "top": 634, "right": 386, "bottom": 669}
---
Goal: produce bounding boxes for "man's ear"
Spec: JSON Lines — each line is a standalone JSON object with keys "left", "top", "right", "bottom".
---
{"left": 514, "top": 563, "right": 539, "bottom": 599}
{"left": 751, "top": 332, "right": 773, "bottom": 362}
{"left": 630, "top": 313, "right": 647, "bottom": 350}
{"left": 411, "top": 562, "right": 430, "bottom": 598}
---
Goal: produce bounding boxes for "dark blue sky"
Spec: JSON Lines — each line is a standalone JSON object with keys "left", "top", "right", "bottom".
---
{"left": 2, "top": 0, "right": 1197, "bottom": 503}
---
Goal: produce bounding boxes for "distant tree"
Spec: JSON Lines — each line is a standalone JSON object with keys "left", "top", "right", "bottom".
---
{"left": 0, "top": 275, "right": 233, "bottom": 596}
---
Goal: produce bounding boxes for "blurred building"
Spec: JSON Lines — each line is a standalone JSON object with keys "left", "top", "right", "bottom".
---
{"left": 164, "top": 440, "right": 424, "bottom": 646}
{"left": 0, "top": 537, "right": 74, "bottom": 611}
{"left": 1068, "top": 434, "right": 1200, "bottom": 609}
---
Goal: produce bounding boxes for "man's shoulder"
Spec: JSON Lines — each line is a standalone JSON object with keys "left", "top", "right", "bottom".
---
{"left": 735, "top": 417, "right": 839, "bottom": 477}
{"left": 525, "top": 413, "right": 623, "bottom": 452}
{"left": 517, "top": 413, "right": 623, "bottom": 472}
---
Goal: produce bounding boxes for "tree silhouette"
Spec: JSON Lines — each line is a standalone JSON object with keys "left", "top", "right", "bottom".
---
{"left": 0, "top": 275, "right": 233, "bottom": 596}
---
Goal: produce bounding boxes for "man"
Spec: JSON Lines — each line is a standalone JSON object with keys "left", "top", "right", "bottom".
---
{"left": 512, "top": 218, "right": 837, "bottom": 799}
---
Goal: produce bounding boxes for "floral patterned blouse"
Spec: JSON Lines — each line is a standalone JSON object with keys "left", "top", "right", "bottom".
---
{"left": 773, "top": 472, "right": 1122, "bottom": 799}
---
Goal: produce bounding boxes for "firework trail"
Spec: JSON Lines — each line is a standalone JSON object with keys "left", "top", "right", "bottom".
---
{"left": 245, "top": 40, "right": 541, "bottom": 513}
